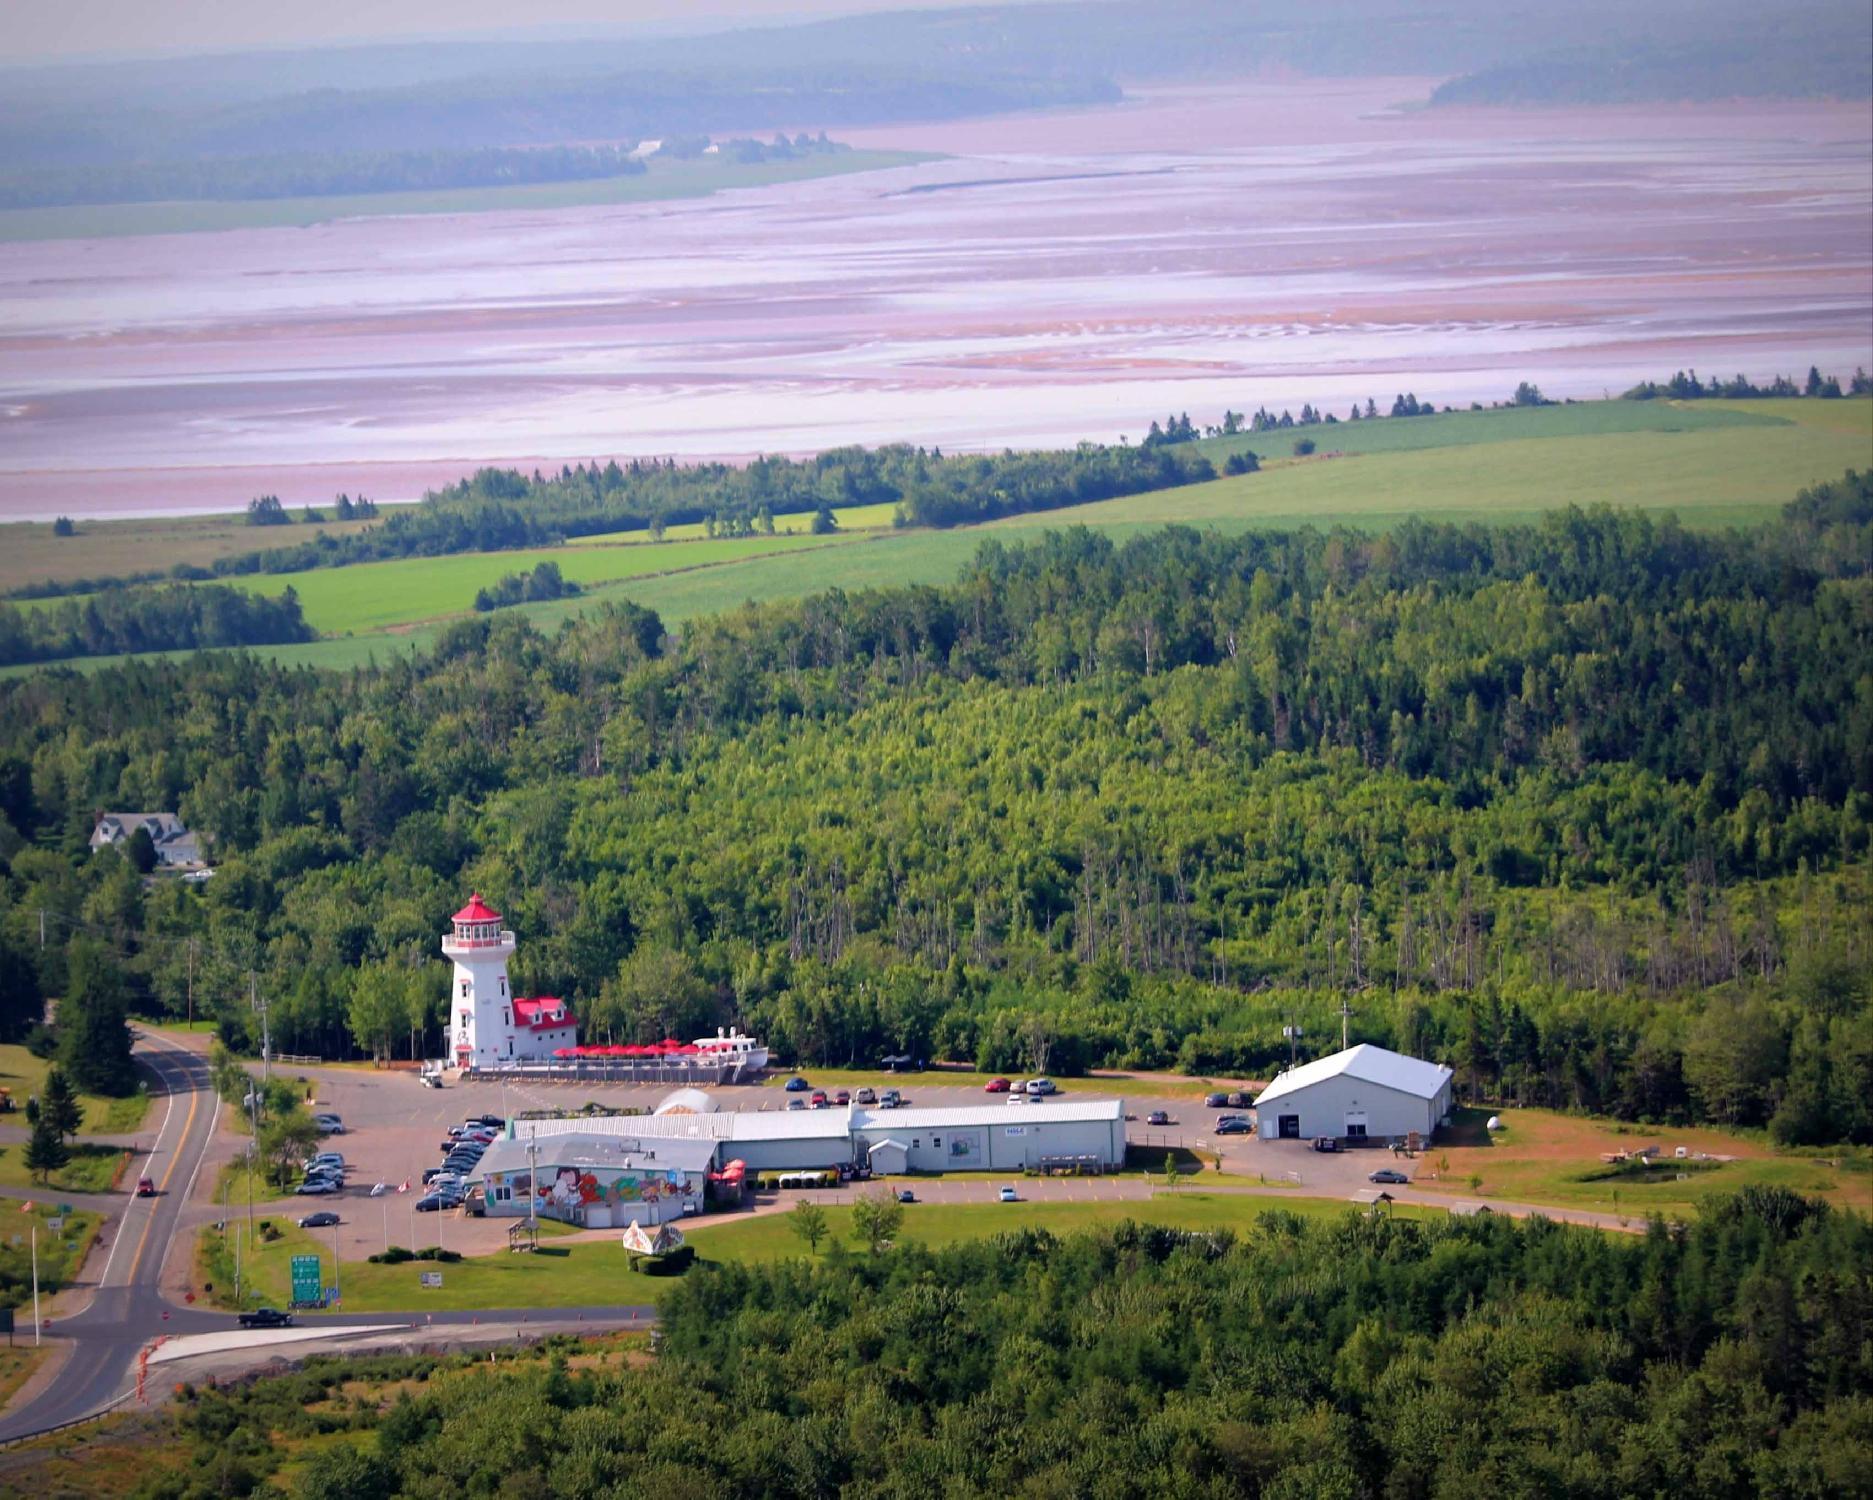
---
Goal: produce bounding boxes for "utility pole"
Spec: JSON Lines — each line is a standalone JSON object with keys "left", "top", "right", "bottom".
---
{"left": 186, "top": 938, "right": 195, "bottom": 1028}
{"left": 1282, "top": 1024, "right": 1303, "bottom": 1068}
{"left": 37, "top": 910, "right": 45, "bottom": 950}
{"left": 251, "top": 972, "right": 272, "bottom": 1083}
{"left": 1339, "top": 996, "right": 1353, "bottom": 1052}
{"left": 30, "top": 1225, "right": 40, "bottom": 1346}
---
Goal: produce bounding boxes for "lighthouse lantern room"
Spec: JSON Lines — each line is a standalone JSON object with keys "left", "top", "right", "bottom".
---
{"left": 440, "top": 894, "right": 577, "bottom": 1068}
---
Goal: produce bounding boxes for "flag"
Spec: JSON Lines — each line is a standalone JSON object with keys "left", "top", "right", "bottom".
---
{"left": 398, "top": 1180, "right": 410, "bottom": 1193}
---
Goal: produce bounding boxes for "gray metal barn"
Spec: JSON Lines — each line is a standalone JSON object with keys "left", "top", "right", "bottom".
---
{"left": 1253, "top": 1044, "right": 1454, "bottom": 1143}
{"left": 852, "top": 1100, "right": 1126, "bottom": 1173}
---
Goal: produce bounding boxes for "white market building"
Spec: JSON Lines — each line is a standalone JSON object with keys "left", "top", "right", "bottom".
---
{"left": 503, "top": 1096, "right": 1129, "bottom": 1177}
{"left": 472, "top": 1132, "right": 713, "bottom": 1227}
{"left": 1252, "top": 1044, "right": 1454, "bottom": 1144}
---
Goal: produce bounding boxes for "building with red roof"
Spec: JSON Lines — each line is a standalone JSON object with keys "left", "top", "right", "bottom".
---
{"left": 439, "top": 895, "right": 578, "bottom": 1068}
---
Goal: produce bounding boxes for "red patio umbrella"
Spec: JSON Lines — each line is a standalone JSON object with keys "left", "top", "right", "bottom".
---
{"left": 553, "top": 1047, "right": 575, "bottom": 1058}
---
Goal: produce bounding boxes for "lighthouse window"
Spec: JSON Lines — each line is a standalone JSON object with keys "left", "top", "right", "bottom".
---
{"left": 499, "top": 977, "right": 506, "bottom": 996}
{"left": 460, "top": 980, "right": 469, "bottom": 998}
{"left": 503, "top": 1009, "right": 510, "bottom": 1026}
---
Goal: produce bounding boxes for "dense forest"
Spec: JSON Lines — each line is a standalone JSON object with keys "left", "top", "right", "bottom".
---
{"left": 137, "top": 1192, "right": 1871, "bottom": 1498}
{"left": 1, "top": 474, "right": 1868, "bottom": 1142}
{"left": 0, "top": 583, "right": 312, "bottom": 667}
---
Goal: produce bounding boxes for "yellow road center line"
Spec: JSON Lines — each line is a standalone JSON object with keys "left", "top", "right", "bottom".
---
{"left": 126, "top": 1051, "right": 200, "bottom": 1290}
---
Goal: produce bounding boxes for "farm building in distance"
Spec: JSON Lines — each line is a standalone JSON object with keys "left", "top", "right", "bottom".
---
{"left": 1252, "top": 1044, "right": 1454, "bottom": 1143}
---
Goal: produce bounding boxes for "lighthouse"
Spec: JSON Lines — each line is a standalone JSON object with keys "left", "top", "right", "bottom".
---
{"left": 440, "top": 894, "right": 577, "bottom": 1069}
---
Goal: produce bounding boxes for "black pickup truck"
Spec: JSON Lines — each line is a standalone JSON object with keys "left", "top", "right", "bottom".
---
{"left": 237, "top": 1308, "right": 294, "bottom": 1329}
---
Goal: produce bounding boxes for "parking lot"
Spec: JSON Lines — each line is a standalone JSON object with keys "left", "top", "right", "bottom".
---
{"left": 267, "top": 1067, "right": 1406, "bottom": 1261}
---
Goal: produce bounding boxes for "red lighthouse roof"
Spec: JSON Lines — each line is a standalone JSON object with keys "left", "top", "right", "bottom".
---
{"left": 452, "top": 893, "right": 502, "bottom": 925}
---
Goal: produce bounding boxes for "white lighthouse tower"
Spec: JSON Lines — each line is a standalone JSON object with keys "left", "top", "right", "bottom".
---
{"left": 441, "top": 894, "right": 517, "bottom": 1070}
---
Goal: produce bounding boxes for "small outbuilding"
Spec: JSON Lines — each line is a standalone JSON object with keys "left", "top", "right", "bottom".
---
{"left": 1253, "top": 1044, "right": 1454, "bottom": 1144}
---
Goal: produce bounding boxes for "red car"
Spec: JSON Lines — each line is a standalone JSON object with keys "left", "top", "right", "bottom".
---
{"left": 984, "top": 1078, "right": 1011, "bottom": 1093}
{"left": 136, "top": 1176, "right": 156, "bottom": 1197}
{"left": 810, "top": 1090, "right": 829, "bottom": 1108}
{"left": 833, "top": 1090, "right": 851, "bottom": 1106}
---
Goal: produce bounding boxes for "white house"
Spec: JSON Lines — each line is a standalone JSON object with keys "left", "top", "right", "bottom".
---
{"left": 1252, "top": 1044, "right": 1454, "bottom": 1144}
{"left": 90, "top": 812, "right": 205, "bottom": 868}
{"left": 441, "top": 895, "right": 577, "bottom": 1068}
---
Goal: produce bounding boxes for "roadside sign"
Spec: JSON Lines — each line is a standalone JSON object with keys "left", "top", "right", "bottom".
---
{"left": 290, "top": 1254, "right": 323, "bottom": 1305}
{"left": 45, "top": 1218, "right": 63, "bottom": 1233}
{"left": 419, "top": 1271, "right": 443, "bottom": 1289}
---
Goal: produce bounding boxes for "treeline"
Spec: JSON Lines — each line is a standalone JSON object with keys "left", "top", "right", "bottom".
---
{"left": 146, "top": 1193, "right": 1873, "bottom": 1499}
{"left": 14, "top": 441, "right": 1220, "bottom": 601}
{"left": 1624, "top": 366, "right": 1872, "bottom": 401}
{"left": 473, "top": 561, "right": 579, "bottom": 613}
{"left": 0, "top": 144, "right": 649, "bottom": 211}
{"left": 0, "top": 583, "right": 312, "bottom": 666}
{"left": 0, "top": 483, "right": 1868, "bottom": 1140}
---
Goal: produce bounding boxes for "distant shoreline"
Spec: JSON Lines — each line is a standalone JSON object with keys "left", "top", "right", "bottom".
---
{"left": 0, "top": 148, "right": 938, "bottom": 244}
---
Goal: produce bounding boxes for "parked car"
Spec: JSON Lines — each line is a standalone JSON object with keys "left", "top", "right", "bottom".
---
{"left": 1214, "top": 1118, "right": 1252, "bottom": 1135}
{"left": 1145, "top": 1110, "right": 1171, "bottom": 1126}
{"left": 810, "top": 1091, "right": 829, "bottom": 1108}
{"left": 414, "top": 1194, "right": 444, "bottom": 1212}
{"left": 984, "top": 1077, "right": 1011, "bottom": 1093}
{"left": 833, "top": 1090, "right": 850, "bottom": 1106}
{"left": 297, "top": 1211, "right": 341, "bottom": 1229}
{"left": 879, "top": 1089, "right": 902, "bottom": 1108}
{"left": 296, "top": 1179, "right": 339, "bottom": 1195}
{"left": 477, "top": 1115, "right": 505, "bottom": 1128}
{"left": 238, "top": 1308, "right": 293, "bottom": 1328}
{"left": 1226, "top": 1091, "right": 1251, "bottom": 1110}
{"left": 787, "top": 1098, "right": 807, "bottom": 1111}
{"left": 1027, "top": 1078, "right": 1058, "bottom": 1096}
{"left": 1205, "top": 1092, "right": 1228, "bottom": 1108}
{"left": 306, "top": 1152, "right": 345, "bottom": 1168}
{"left": 136, "top": 1176, "right": 157, "bottom": 1197}
{"left": 1311, "top": 1137, "right": 1341, "bottom": 1153}
{"left": 784, "top": 1076, "right": 810, "bottom": 1092}
{"left": 897, "top": 1189, "right": 916, "bottom": 1204}
{"left": 1007, "top": 1093, "right": 1030, "bottom": 1106}
{"left": 998, "top": 1186, "right": 1019, "bottom": 1202}
{"left": 853, "top": 1087, "right": 877, "bottom": 1105}
{"left": 1369, "top": 1169, "right": 1409, "bottom": 1185}
{"left": 313, "top": 1114, "right": 344, "bottom": 1133}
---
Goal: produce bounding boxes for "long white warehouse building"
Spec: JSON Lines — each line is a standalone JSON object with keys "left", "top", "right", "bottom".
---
{"left": 504, "top": 1098, "right": 1128, "bottom": 1175}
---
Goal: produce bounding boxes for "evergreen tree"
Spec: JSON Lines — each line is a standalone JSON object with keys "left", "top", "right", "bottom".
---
{"left": 23, "top": 1112, "right": 68, "bottom": 1183}
{"left": 42, "top": 1065, "right": 82, "bottom": 1143}
{"left": 56, "top": 939, "right": 138, "bottom": 1096}
{"left": 0, "top": 928, "right": 41, "bottom": 1044}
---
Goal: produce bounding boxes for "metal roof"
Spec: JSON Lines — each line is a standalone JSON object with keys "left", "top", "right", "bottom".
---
{"left": 852, "top": 1099, "right": 1124, "bottom": 1132}
{"left": 1253, "top": 1044, "right": 1453, "bottom": 1107}
{"left": 471, "top": 1132, "right": 716, "bottom": 1182}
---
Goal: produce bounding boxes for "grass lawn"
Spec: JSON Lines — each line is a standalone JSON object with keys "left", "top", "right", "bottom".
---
{"left": 0, "top": 1142, "right": 128, "bottom": 1195}
{"left": 0, "top": 1046, "right": 152, "bottom": 1136}
{"left": 0, "top": 150, "right": 935, "bottom": 243}
{"left": 0, "top": 1345, "right": 48, "bottom": 1411}
{"left": 0, "top": 1200, "right": 102, "bottom": 1305}
{"left": 206, "top": 1191, "right": 1436, "bottom": 1313}
{"left": 1412, "top": 1107, "right": 1872, "bottom": 1220}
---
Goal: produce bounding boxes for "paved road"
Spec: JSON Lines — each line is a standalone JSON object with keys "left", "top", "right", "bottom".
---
{"left": 0, "top": 1035, "right": 221, "bottom": 1441}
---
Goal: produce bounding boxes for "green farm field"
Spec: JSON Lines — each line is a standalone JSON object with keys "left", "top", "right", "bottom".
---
{"left": 225, "top": 532, "right": 850, "bottom": 634}
{"left": 0, "top": 151, "right": 934, "bottom": 244}
{"left": 7, "top": 398, "right": 1865, "bottom": 675}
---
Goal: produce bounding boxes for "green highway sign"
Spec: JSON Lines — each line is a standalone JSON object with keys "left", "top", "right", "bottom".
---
{"left": 290, "top": 1254, "right": 323, "bottom": 1306}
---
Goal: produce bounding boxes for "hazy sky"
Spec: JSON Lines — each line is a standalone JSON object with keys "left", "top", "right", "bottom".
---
{"left": 5, "top": 0, "right": 1042, "bottom": 63}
